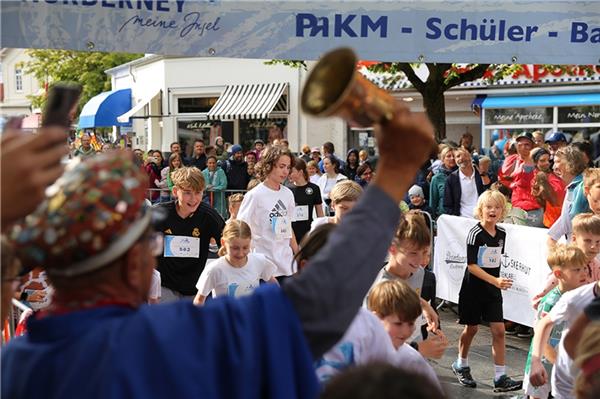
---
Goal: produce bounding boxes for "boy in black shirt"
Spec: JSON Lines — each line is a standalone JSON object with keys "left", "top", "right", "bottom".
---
{"left": 154, "top": 167, "right": 225, "bottom": 301}
{"left": 452, "top": 190, "right": 522, "bottom": 392}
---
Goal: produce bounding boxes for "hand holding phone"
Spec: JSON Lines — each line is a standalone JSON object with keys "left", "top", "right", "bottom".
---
{"left": 41, "top": 82, "right": 82, "bottom": 128}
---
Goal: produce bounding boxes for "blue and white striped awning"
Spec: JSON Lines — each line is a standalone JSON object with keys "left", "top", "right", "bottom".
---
{"left": 207, "top": 83, "right": 287, "bottom": 120}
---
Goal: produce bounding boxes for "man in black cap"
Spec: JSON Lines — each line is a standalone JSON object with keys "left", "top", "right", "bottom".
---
{"left": 224, "top": 144, "right": 250, "bottom": 190}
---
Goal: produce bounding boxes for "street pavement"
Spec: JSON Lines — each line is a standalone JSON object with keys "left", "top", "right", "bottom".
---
{"left": 430, "top": 304, "right": 530, "bottom": 399}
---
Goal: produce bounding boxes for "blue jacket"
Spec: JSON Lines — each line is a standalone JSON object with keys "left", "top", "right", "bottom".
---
{"left": 443, "top": 168, "right": 485, "bottom": 216}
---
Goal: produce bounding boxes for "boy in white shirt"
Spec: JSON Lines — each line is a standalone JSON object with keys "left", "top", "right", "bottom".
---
{"left": 367, "top": 279, "right": 443, "bottom": 394}
{"left": 237, "top": 145, "right": 298, "bottom": 277}
{"left": 529, "top": 280, "right": 600, "bottom": 399}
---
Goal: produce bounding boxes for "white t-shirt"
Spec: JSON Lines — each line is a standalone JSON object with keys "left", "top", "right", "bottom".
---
{"left": 392, "top": 343, "right": 443, "bottom": 392}
{"left": 315, "top": 308, "right": 396, "bottom": 383}
{"left": 549, "top": 282, "right": 598, "bottom": 398}
{"left": 149, "top": 270, "right": 161, "bottom": 301}
{"left": 237, "top": 183, "right": 296, "bottom": 276}
{"left": 309, "top": 174, "right": 320, "bottom": 185}
{"left": 195, "top": 253, "right": 277, "bottom": 298}
{"left": 459, "top": 169, "right": 478, "bottom": 218}
{"left": 310, "top": 216, "right": 334, "bottom": 233}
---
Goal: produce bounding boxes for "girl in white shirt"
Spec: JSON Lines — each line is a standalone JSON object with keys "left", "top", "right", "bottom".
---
{"left": 193, "top": 220, "right": 277, "bottom": 305}
{"left": 237, "top": 145, "right": 298, "bottom": 277}
{"left": 317, "top": 155, "right": 347, "bottom": 215}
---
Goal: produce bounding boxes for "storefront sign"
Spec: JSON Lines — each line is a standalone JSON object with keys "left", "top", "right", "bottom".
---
{"left": 558, "top": 106, "right": 600, "bottom": 124}
{"left": 1, "top": 1, "right": 599, "bottom": 64}
{"left": 485, "top": 107, "right": 552, "bottom": 125}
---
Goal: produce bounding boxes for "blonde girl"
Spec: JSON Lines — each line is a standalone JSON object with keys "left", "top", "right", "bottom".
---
{"left": 193, "top": 220, "right": 277, "bottom": 305}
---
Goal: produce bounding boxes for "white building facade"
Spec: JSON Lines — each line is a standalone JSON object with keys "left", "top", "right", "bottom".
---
{"left": 0, "top": 48, "right": 40, "bottom": 121}
{"left": 106, "top": 55, "right": 347, "bottom": 158}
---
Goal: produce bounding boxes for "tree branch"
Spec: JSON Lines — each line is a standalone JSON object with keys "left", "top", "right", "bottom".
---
{"left": 397, "top": 63, "right": 426, "bottom": 93}
{"left": 443, "top": 64, "right": 490, "bottom": 90}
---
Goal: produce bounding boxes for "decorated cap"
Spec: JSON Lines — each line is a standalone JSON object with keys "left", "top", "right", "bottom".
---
{"left": 9, "top": 151, "right": 151, "bottom": 278}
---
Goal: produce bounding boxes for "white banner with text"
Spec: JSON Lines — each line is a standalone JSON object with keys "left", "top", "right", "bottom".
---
{"left": 433, "top": 215, "right": 550, "bottom": 327}
{"left": 1, "top": 1, "right": 599, "bottom": 64}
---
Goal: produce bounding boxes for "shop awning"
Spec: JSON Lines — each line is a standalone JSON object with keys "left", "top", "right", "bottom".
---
{"left": 478, "top": 93, "right": 600, "bottom": 109}
{"left": 116, "top": 89, "right": 161, "bottom": 123}
{"left": 78, "top": 88, "right": 132, "bottom": 128}
{"left": 207, "top": 83, "right": 287, "bottom": 120}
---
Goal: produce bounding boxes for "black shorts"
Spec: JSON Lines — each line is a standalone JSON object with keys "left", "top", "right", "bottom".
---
{"left": 458, "top": 293, "right": 503, "bottom": 325}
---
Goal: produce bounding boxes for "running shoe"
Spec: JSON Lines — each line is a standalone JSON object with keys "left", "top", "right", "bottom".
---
{"left": 452, "top": 361, "right": 477, "bottom": 388}
{"left": 493, "top": 375, "right": 523, "bottom": 392}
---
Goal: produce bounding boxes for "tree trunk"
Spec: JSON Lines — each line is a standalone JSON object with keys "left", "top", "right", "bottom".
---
{"left": 421, "top": 88, "right": 446, "bottom": 142}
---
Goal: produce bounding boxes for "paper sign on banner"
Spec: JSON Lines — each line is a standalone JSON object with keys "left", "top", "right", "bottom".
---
{"left": 164, "top": 236, "right": 200, "bottom": 258}
{"left": 433, "top": 215, "right": 550, "bottom": 327}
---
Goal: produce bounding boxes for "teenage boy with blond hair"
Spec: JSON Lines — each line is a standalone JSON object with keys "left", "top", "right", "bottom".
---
{"left": 154, "top": 166, "right": 225, "bottom": 302}
{"left": 367, "top": 280, "right": 443, "bottom": 394}
{"left": 523, "top": 244, "right": 589, "bottom": 399}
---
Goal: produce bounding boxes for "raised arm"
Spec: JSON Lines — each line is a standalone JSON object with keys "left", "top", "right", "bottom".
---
{"left": 283, "top": 103, "right": 435, "bottom": 358}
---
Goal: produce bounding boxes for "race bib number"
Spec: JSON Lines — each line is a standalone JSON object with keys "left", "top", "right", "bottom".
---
{"left": 164, "top": 235, "right": 200, "bottom": 258}
{"left": 272, "top": 216, "right": 292, "bottom": 239}
{"left": 477, "top": 246, "right": 501, "bottom": 268}
{"left": 293, "top": 205, "right": 309, "bottom": 222}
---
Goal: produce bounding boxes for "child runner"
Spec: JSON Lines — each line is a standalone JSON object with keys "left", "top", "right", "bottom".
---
{"left": 530, "top": 279, "right": 600, "bottom": 399}
{"left": 237, "top": 145, "right": 298, "bottom": 278}
{"left": 368, "top": 280, "right": 443, "bottom": 393}
{"left": 533, "top": 213, "right": 600, "bottom": 308}
{"left": 194, "top": 220, "right": 277, "bottom": 305}
{"left": 523, "top": 244, "right": 589, "bottom": 399}
{"left": 307, "top": 160, "right": 321, "bottom": 185}
{"left": 226, "top": 193, "right": 244, "bottom": 223}
{"left": 369, "top": 212, "right": 446, "bottom": 360}
{"left": 289, "top": 158, "right": 324, "bottom": 243}
{"left": 452, "top": 189, "right": 522, "bottom": 392}
{"left": 310, "top": 180, "right": 362, "bottom": 231}
{"left": 299, "top": 224, "right": 442, "bottom": 392}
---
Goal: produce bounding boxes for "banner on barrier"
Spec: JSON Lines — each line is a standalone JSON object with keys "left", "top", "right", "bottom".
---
{"left": 433, "top": 215, "right": 550, "bottom": 327}
{"left": 1, "top": 1, "right": 599, "bottom": 65}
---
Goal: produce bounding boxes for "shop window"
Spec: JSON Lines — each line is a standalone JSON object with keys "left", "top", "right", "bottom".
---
{"left": 558, "top": 105, "right": 600, "bottom": 124}
{"left": 178, "top": 97, "right": 218, "bottom": 113}
{"left": 347, "top": 128, "right": 378, "bottom": 156}
{"left": 177, "top": 120, "right": 233, "bottom": 158}
{"left": 484, "top": 107, "right": 552, "bottom": 125}
{"left": 239, "top": 119, "right": 287, "bottom": 150}
{"left": 15, "top": 68, "right": 23, "bottom": 92}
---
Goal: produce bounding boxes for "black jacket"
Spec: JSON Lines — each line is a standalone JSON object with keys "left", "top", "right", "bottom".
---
{"left": 224, "top": 159, "right": 250, "bottom": 190}
{"left": 443, "top": 168, "right": 485, "bottom": 216}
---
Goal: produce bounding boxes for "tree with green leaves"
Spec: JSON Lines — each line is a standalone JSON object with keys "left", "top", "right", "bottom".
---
{"left": 23, "top": 49, "right": 143, "bottom": 112}
{"left": 268, "top": 59, "right": 597, "bottom": 141}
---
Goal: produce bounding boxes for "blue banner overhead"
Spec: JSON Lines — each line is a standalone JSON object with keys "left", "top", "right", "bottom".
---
{"left": 1, "top": 1, "right": 599, "bottom": 64}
